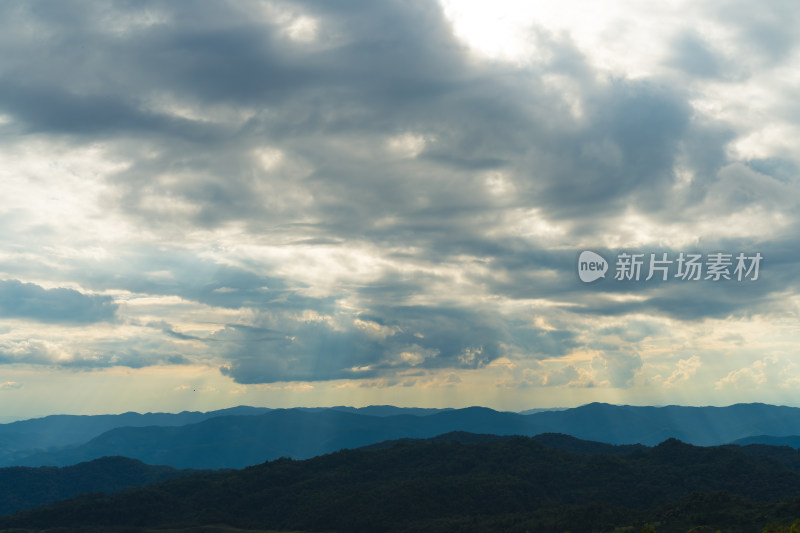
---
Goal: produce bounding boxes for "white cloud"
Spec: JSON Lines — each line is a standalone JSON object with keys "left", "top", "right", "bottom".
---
{"left": 665, "top": 355, "right": 702, "bottom": 386}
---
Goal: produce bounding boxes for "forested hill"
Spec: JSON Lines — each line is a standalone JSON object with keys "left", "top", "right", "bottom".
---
{"left": 5, "top": 434, "right": 800, "bottom": 533}
{"left": 0, "top": 456, "right": 194, "bottom": 515}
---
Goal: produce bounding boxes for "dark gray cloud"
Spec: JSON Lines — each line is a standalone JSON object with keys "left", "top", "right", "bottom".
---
{"left": 216, "top": 302, "right": 579, "bottom": 383}
{"left": 56, "top": 249, "right": 322, "bottom": 313}
{"left": 669, "top": 31, "right": 726, "bottom": 78}
{"left": 708, "top": 0, "right": 800, "bottom": 64}
{"left": 0, "top": 0, "right": 718, "bottom": 234}
{"left": 0, "top": 280, "right": 116, "bottom": 324}
{"left": 0, "top": 0, "right": 797, "bottom": 386}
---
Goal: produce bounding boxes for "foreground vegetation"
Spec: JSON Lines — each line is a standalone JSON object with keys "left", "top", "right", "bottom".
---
{"left": 0, "top": 528, "right": 300, "bottom": 533}
{"left": 5, "top": 434, "right": 800, "bottom": 532}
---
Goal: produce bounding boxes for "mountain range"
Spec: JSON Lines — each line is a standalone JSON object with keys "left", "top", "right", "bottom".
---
{"left": 5, "top": 402, "right": 800, "bottom": 469}
{"left": 0, "top": 405, "right": 273, "bottom": 465}
{"left": 5, "top": 432, "right": 800, "bottom": 532}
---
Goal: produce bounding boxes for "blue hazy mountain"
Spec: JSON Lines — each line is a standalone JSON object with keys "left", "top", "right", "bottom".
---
{"left": 309, "top": 405, "right": 453, "bottom": 417}
{"left": 525, "top": 402, "right": 800, "bottom": 446}
{"left": 0, "top": 404, "right": 447, "bottom": 465}
{"left": 0, "top": 405, "right": 273, "bottom": 465}
{"left": 517, "top": 407, "right": 568, "bottom": 415}
{"left": 12, "top": 408, "right": 524, "bottom": 468}
{"left": 11, "top": 402, "right": 800, "bottom": 469}
{"left": 733, "top": 435, "right": 800, "bottom": 448}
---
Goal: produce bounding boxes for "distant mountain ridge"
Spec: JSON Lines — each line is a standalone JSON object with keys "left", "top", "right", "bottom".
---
{"left": 0, "top": 405, "right": 274, "bottom": 465}
{"left": 12, "top": 408, "right": 517, "bottom": 468}
{"left": 9, "top": 402, "right": 800, "bottom": 469}
{"left": 527, "top": 402, "right": 800, "bottom": 446}
{"left": 733, "top": 435, "right": 800, "bottom": 448}
{"left": 0, "top": 405, "right": 452, "bottom": 467}
{"left": 302, "top": 405, "right": 453, "bottom": 417}
{"left": 6, "top": 402, "right": 800, "bottom": 469}
{"left": 518, "top": 407, "right": 568, "bottom": 415}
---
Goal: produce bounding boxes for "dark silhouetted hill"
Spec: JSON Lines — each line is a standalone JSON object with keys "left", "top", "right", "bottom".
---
{"left": 362, "top": 431, "right": 647, "bottom": 456}
{"left": 0, "top": 456, "right": 194, "bottom": 515}
{"left": 5, "top": 434, "right": 800, "bottom": 532}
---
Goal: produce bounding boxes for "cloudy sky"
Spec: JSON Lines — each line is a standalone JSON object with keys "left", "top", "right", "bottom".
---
{"left": 1, "top": 0, "right": 799, "bottom": 418}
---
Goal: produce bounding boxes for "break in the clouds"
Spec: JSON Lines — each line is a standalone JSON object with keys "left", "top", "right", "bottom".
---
{"left": 0, "top": 0, "right": 799, "bottom": 414}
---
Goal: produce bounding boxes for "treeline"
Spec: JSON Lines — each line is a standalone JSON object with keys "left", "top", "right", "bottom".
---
{"left": 4, "top": 434, "right": 800, "bottom": 532}
{"left": 0, "top": 456, "right": 193, "bottom": 515}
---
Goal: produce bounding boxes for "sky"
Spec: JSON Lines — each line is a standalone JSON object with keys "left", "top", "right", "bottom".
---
{"left": 1, "top": 0, "right": 799, "bottom": 419}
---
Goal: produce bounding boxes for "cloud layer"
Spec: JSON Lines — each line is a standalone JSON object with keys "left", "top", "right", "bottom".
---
{"left": 0, "top": 0, "right": 798, "bottom": 409}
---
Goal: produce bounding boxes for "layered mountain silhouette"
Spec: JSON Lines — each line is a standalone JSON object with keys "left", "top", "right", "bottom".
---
{"left": 0, "top": 404, "right": 447, "bottom": 464}
{"left": 0, "top": 405, "right": 273, "bottom": 465}
{"left": 4, "top": 433, "right": 800, "bottom": 532}
{"left": 0, "top": 405, "right": 451, "bottom": 467}
{"left": 6, "top": 402, "right": 800, "bottom": 469}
